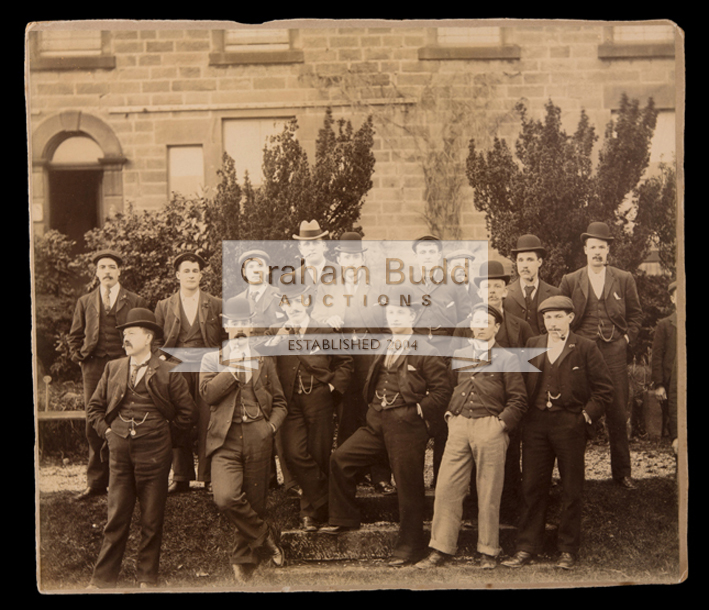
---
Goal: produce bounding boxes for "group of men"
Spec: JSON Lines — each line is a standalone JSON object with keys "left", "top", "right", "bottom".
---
{"left": 65, "top": 217, "right": 677, "bottom": 588}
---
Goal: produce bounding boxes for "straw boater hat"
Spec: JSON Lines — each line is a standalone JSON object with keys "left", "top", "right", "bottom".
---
{"left": 92, "top": 249, "right": 123, "bottom": 266}
{"left": 334, "top": 232, "right": 367, "bottom": 253}
{"left": 173, "top": 251, "right": 207, "bottom": 270}
{"left": 292, "top": 220, "right": 329, "bottom": 240}
{"left": 116, "top": 308, "right": 164, "bottom": 339}
{"left": 446, "top": 249, "right": 476, "bottom": 262}
{"left": 473, "top": 260, "right": 511, "bottom": 287}
{"left": 581, "top": 221, "right": 615, "bottom": 243}
{"left": 510, "top": 234, "right": 547, "bottom": 258}
{"left": 238, "top": 249, "right": 271, "bottom": 268}
{"left": 538, "top": 295, "right": 575, "bottom": 315}
{"left": 221, "top": 296, "right": 255, "bottom": 322}
{"left": 412, "top": 234, "right": 442, "bottom": 252}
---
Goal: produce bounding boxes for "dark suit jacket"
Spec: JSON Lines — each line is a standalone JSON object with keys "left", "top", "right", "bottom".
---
{"left": 363, "top": 349, "right": 453, "bottom": 435}
{"left": 447, "top": 345, "right": 529, "bottom": 431}
{"left": 558, "top": 266, "right": 643, "bottom": 345}
{"left": 86, "top": 352, "right": 197, "bottom": 440}
{"left": 504, "top": 278, "right": 561, "bottom": 336}
{"left": 68, "top": 285, "right": 149, "bottom": 364}
{"left": 411, "top": 276, "right": 473, "bottom": 334}
{"left": 154, "top": 290, "right": 225, "bottom": 349}
{"left": 524, "top": 332, "right": 613, "bottom": 422}
{"left": 266, "top": 322, "right": 354, "bottom": 403}
{"left": 236, "top": 284, "right": 285, "bottom": 333}
{"left": 651, "top": 312, "right": 677, "bottom": 388}
{"left": 199, "top": 347, "right": 288, "bottom": 457}
{"left": 453, "top": 310, "right": 534, "bottom": 349}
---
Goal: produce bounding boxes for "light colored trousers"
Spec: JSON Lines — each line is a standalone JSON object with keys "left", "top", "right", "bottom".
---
{"left": 429, "top": 415, "right": 509, "bottom": 557}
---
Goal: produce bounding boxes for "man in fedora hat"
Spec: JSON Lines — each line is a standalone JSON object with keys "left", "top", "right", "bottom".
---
{"left": 154, "top": 251, "right": 225, "bottom": 493}
{"left": 652, "top": 281, "right": 679, "bottom": 455}
{"left": 322, "top": 288, "right": 452, "bottom": 567}
{"left": 266, "top": 281, "right": 353, "bottom": 532}
{"left": 86, "top": 308, "right": 196, "bottom": 588}
{"left": 314, "top": 232, "right": 394, "bottom": 494}
{"left": 559, "top": 221, "right": 643, "bottom": 489}
{"left": 199, "top": 296, "right": 288, "bottom": 583}
{"left": 416, "top": 303, "right": 528, "bottom": 571}
{"left": 68, "top": 250, "right": 149, "bottom": 501}
{"left": 293, "top": 219, "right": 332, "bottom": 284}
{"left": 505, "top": 235, "right": 561, "bottom": 336}
{"left": 502, "top": 296, "right": 613, "bottom": 570}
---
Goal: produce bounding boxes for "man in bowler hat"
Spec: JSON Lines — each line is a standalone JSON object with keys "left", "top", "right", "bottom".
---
{"left": 199, "top": 296, "right": 287, "bottom": 583}
{"left": 86, "top": 309, "right": 196, "bottom": 588}
{"left": 502, "top": 296, "right": 613, "bottom": 570}
{"left": 68, "top": 250, "right": 149, "bottom": 500}
{"left": 155, "top": 251, "right": 224, "bottom": 493}
{"left": 559, "top": 221, "right": 643, "bottom": 489}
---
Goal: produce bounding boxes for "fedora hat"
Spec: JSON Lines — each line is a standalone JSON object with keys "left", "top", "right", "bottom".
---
{"left": 222, "top": 296, "right": 255, "bottom": 322}
{"left": 92, "top": 249, "right": 123, "bottom": 267}
{"left": 238, "top": 249, "right": 271, "bottom": 268}
{"left": 293, "top": 220, "right": 329, "bottom": 240}
{"left": 116, "top": 308, "right": 163, "bottom": 339}
{"left": 446, "top": 249, "right": 476, "bottom": 262}
{"left": 510, "top": 234, "right": 547, "bottom": 258}
{"left": 581, "top": 221, "right": 614, "bottom": 243}
{"left": 412, "top": 234, "right": 442, "bottom": 252}
{"left": 334, "top": 232, "right": 367, "bottom": 253}
{"left": 474, "top": 260, "right": 511, "bottom": 287}
{"left": 538, "top": 295, "right": 575, "bottom": 315}
{"left": 173, "top": 251, "right": 207, "bottom": 271}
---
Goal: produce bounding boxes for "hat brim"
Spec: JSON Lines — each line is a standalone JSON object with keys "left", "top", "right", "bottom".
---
{"left": 474, "top": 275, "right": 510, "bottom": 287}
{"left": 510, "top": 247, "right": 547, "bottom": 258}
{"left": 116, "top": 321, "right": 164, "bottom": 339}
{"left": 581, "top": 233, "right": 614, "bottom": 242}
{"left": 293, "top": 231, "right": 329, "bottom": 240}
{"left": 92, "top": 252, "right": 123, "bottom": 266}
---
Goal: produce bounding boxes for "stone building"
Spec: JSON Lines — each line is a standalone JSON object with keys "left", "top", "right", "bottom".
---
{"left": 26, "top": 19, "right": 681, "bottom": 247}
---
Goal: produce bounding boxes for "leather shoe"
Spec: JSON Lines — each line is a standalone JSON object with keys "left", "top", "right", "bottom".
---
{"left": 263, "top": 527, "right": 286, "bottom": 567}
{"left": 75, "top": 487, "right": 106, "bottom": 501}
{"left": 414, "top": 549, "right": 449, "bottom": 569}
{"left": 319, "top": 524, "right": 358, "bottom": 535}
{"left": 387, "top": 557, "right": 412, "bottom": 568}
{"left": 556, "top": 552, "right": 577, "bottom": 570}
{"left": 373, "top": 481, "right": 397, "bottom": 496}
{"left": 168, "top": 480, "right": 190, "bottom": 493}
{"left": 501, "top": 551, "right": 533, "bottom": 568}
{"left": 232, "top": 564, "right": 252, "bottom": 585}
{"left": 479, "top": 554, "right": 497, "bottom": 569}
{"left": 616, "top": 476, "right": 636, "bottom": 490}
{"left": 301, "top": 516, "right": 321, "bottom": 532}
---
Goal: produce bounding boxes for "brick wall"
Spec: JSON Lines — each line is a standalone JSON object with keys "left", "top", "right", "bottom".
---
{"left": 27, "top": 21, "right": 679, "bottom": 248}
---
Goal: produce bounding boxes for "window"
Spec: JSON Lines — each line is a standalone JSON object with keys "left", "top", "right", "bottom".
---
{"left": 168, "top": 146, "right": 205, "bottom": 199}
{"left": 29, "top": 29, "right": 116, "bottom": 70}
{"left": 210, "top": 29, "right": 303, "bottom": 66}
{"left": 222, "top": 118, "right": 291, "bottom": 186}
{"left": 598, "top": 24, "right": 675, "bottom": 59}
{"left": 419, "top": 26, "right": 520, "bottom": 61}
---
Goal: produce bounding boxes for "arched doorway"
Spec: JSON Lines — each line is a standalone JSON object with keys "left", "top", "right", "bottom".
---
{"left": 31, "top": 111, "right": 126, "bottom": 252}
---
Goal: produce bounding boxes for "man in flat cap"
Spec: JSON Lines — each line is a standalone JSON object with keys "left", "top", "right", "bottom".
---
{"left": 502, "top": 296, "right": 613, "bottom": 570}
{"left": 322, "top": 289, "right": 453, "bottom": 568}
{"left": 652, "top": 281, "right": 679, "bottom": 456}
{"left": 86, "top": 309, "right": 196, "bottom": 588}
{"left": 416, "top": 303, "right": 528, "bottom": 571}
{"left": 199, "top": 296, "right": 287, "bottom": 583}
{"left": 447, "top": 248, "right": 481, "bottom": 309}
{"left": 505, "top": 235, "right": 561, "bottom": 336}
{"left": 68, "top": 250, "right": 149, "bottom": 500}
{"left": 559, "top": 221, "right": 643, "bottom": 489}
{"left": 155, "top": 252, "right": 224, "bottom": 493}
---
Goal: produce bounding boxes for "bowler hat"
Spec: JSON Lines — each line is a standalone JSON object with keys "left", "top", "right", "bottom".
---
{"left": 446, "top": 249, "right": 476, "bottom": 262}
{"left": 474, "top": 260, "right": 511, "bottom": 287}
{"left": 334, "top": 232, "right": 367, "bottom": 253}
{"left": 510, "top": 234, "right": 547, "bottom": 258}
{"left": 538, "top": 295, "right": 575, "bottom": 315}
{"left": 238, "top": 249, "right": 271, "bottom": 268}
{"left": 174, "top": 251, "right": 207, "bottom": 271}
{"left": 116, "top": 308, "right": 163, "bottom": 338}
{"left": 222, "top": 296, "right": 255, "bottom": 322}
{"left": 92, "top": 249, "right": 123, "bottom": 267}
{"left": 293, "top": 220, "right": 329, "bottom": 240}
{"left": 470, "top": 303, "right": 504, "bottom": 325}
{"left": 581, "top": 221, "right": 614, "bottom": 243}
{"left": 412, "top": 234, "right": 442, "bottom": 252}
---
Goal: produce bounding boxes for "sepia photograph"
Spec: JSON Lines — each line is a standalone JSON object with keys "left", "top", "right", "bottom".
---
{"left": 27, "top": 18, "right": 685, "bottom": 593}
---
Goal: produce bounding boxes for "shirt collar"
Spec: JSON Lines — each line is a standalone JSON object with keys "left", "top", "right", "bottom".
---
{"left": 180, "top": 288, "right": 200, "bottom": 302}
{"left": 129, "top": 353, "right": 151, "bottom": 367}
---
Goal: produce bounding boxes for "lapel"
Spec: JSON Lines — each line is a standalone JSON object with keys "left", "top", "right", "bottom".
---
{"left": 197, "top": 291, "right": 210, "bottom": 337}
{"left": 114, "top": 286, "right": 129, "bottom": 314}
{"left": 91, "top": 287, "right": 101, "bottom": 314}
{"left": 670, "top": 311, "right": 677, "bottom": 328}
{"left": 508, "top": 280, "right": 527, "bottom": 311}
{"left": 142, "top": 352, "right": 163, "bottom": 389}
{"left": 554, "top": 332, "right": 577, "bottom": 368}
{"left": 169, "top": 291, "right": 182, "bottom": 325}
{"left": 602, "top": 266, "right": 618, "bottom": 301}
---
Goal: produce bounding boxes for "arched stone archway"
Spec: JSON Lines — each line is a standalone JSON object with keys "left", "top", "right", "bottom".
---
{"left": 31, "top": 111, "right": 127, "bottom": 245}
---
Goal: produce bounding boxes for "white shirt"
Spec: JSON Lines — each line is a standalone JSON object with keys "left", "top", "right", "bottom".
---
{"left": 385, "top": 333, "right": 412, "bottom": 368}
{"left": 520, "top": 277, "right": 540, "bottom": 300}
{"left": 248, "top": 285, "right": 266, "bottom": 303}
{"left": 587, "top": 266, "right": 606, "bottom": 299}
{"left": 180, "top": 289, "right": 200, "bottom": 325}
{"left": 224, "top": 341, "right": 253, "bottom": 383}
{"left": 129, "top": 354, "right": 151, "bottom": 385}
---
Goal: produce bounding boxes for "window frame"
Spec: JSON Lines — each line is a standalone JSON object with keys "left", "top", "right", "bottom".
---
{"left": 29, "top": 30, "right": 116, "bottom": 71}
{"left": 209, "top": 29, "right": 304, "bottom": 66}
{"left": 419, "top": 26, "right": 521, "bottom": 61}
{"left": 598, "top": 24, "right": 675, "bottom": 60}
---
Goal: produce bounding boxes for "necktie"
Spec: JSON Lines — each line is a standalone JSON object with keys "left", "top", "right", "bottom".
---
{"left": 249, "top": 291, "right": 258, "bottom": 303}
{"left": 130, "top": 362, "right": 148, "bottom": 386}
{"left": 102, "top": 288, "right": 111, "bottom": 313}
